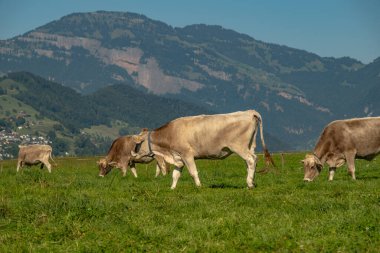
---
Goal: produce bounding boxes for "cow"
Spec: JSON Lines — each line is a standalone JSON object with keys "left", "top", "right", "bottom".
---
{"left": 17, "top": 144, "right": 55, "bottom": 173}
{"left": 97, "top": 135, "right": 168, "bottom": 178}
{"left": 131, "top": 110, "right": 274, "bottom": 189}
{"left": 302, "top": 117, "right": 380, "bottom": 182}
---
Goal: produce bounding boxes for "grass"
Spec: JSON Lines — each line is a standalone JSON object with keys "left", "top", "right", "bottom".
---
{"left": 0, "top": 153, "right": 379, "bottom": 252}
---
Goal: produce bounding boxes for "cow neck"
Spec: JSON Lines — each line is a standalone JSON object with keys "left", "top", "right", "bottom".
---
{"left": 147, "top": 131, "right": 154, "bottom": 157}
{"left": 313, "top": 152, "right": 323, "bottom": 164}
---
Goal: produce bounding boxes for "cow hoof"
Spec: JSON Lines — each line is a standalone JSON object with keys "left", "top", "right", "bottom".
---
{"left": 247, "top": 184, "right": 256, "bottom": 189}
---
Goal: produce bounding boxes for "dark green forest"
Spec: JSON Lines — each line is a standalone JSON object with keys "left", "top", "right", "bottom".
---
{"left": 0, "top": 72, "right": 210, "bottom": 156}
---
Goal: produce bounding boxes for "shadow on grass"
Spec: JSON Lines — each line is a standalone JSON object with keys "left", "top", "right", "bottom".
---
{"left": 358, "top": 175, "right": 380, "bottom": 180}
{"left": 208, "top": 183, "right": 245, "bottom": 189}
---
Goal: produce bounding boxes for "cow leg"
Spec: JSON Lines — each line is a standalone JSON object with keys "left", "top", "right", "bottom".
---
{"left": 155, "top": 156, "right": 168, "bottom": 177}
{"left": 328, "top": 167, "right": 336, "bottom": 181}
{"left": 16, "top": 160, "right": 22, "bottom": 172}
{"left": 183, "top": 156, "right": 201, "bottom": 187}
{"left": 120, "top": 161, "right": 129, "bottom": 177}
{"left": 246, "top": 153, "right": 258, "bottom": 189}
{"left": 130, "top": 163, "right": 138, "bottom": 178}
{"left": 234, "top": 149, "right": 257, "bottom": 189}
{"left": 345, "top": 152, "right": 356, "bottom": 180}
{"left": 119, "top": 166, "right": 127, "bottom": 177}
{"left": 155, "top": 164, "right": 161, "bottom": 177}
{"left": 44, "top": 161, "right": 52, "bottom": 173}
{"left": 171, "top": 167, "right": 183, "bottom": 189}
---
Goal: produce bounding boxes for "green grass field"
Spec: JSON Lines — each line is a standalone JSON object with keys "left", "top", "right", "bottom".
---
{"left": 0, "top": 153, "right": 379, "bottom": 252}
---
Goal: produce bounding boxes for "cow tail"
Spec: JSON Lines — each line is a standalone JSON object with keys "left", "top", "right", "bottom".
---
{"left": 254, "top": 112, "right": 276, "bottom": 168}
{"left": 49, "top": 151, "right": 57, "bottom": 166}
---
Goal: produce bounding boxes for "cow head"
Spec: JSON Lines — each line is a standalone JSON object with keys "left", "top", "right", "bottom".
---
{"left": 131, "top": 129, "right": 150, "bottom": 159}
{"left": 302, "top": 154, "right": 323, "bottom": 182}
{"left": 97, "top": 158, "right": 117, "bottom": 177}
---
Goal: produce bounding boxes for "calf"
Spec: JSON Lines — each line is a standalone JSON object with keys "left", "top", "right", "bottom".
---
{"left": 97, "top": 135, "right": 168, "bottom": 177}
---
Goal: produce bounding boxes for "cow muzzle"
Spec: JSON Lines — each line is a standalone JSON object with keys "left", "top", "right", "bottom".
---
{"left": 303, "top": 177, "right": 313, "bottom": 182}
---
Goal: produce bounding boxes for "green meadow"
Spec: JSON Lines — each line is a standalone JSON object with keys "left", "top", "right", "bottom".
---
{"left": 0, "top": 153, "right": 379, "bottom": 252}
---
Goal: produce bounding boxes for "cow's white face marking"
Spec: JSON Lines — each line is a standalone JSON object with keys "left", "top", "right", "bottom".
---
{"left": 302, "top": 154, "right": 322, "bottom": 181}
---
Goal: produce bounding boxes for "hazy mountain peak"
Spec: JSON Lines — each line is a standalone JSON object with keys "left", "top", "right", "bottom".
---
{"left": 34, "top": 11, "right": 174, "bottom": 40}
{"left": 0, "top": 11, "right": 378, "bottom": 150}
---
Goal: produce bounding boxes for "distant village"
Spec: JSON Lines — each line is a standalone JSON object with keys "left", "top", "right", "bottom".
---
{"left": 0, "top": 110, "right": 51, "bottom": 160}
{"left": 0, "top": 130, "right": 51, "bottom": 160}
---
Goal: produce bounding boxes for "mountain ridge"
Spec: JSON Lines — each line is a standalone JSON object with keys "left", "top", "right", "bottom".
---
{"left": 0, "top": 11, "right": 379, "bottom": 150}
{"left": 0, "top": 71, "right": 289, "bottom": 156}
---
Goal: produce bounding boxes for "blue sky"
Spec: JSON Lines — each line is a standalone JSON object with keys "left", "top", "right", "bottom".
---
{"left": 0, "top": 0, "right": 379, "bottom": 63}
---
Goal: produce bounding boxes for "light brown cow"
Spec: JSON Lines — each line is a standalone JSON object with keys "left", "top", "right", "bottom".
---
{"left": 97, "top": 135, "right": 168, "bottom": 177}
{"left": 302, "top": 117, "right": 380, "bottom": 181}
{"left": 17, "top": 144, "right": 54, "bottom": 173}
{"left": 131, "top": 110, "right": 274, "bottom": 189}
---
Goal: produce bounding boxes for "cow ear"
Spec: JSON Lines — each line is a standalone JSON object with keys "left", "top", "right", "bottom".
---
{"left": 141, "top": 128, "right": 149, "bottom": 132}
{"left": 132, "top": 135, "right": 144, "bottom": 144}
{"left": 97, "top": 159, "right": 105, "bottom": 165}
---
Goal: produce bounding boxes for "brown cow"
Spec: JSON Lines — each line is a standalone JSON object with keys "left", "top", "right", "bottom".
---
{"left": 17, "top": 144, "right": 55, "bottom": 172}
{"left": 97, "top": 135, "right": 168, "bottom": 177}
{"left": 302, "top": 117, "right": 380, "bottom": 181}
{"left": 131, "top": 110, "right": 274, "bottom": 189}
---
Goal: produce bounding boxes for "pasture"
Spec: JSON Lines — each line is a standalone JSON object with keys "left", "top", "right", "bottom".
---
{"left": 0, "top": 153, "right": 379, "bottom": 252}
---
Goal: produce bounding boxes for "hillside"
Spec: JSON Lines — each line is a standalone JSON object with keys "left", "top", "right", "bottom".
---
{"left": 0, "top": 72, "right": 214, "bottom": 156}
{"left": 0, "top": 11, "right": 379, "bottom": 149}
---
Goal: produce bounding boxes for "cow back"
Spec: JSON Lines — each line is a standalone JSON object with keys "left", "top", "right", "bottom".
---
{"left": 18, "top": 144, "right": 52, "bottom": 163}
{"left": 315, "top": 117, "right": 380, "bottom": 159}
{"left": 152, "top": 110, "right": 259, "bottom": 158}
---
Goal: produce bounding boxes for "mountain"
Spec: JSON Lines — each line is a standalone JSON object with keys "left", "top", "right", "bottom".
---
{"left": 1, "top": 11, "right": 379, "bottom": 150}
{"left": 0, "top": 72, "right": 289, "bottom": 155}
{"left": 5, "top": 71, "right": 209, "bottom": 130}
{"left": 0, "top": 72, "right": 288, "bottom": 154}
{"left": 348, "top": 57, "right": 380, "bottom": 116}
{"left": 0, "top": 72, "right": 214, "bottom": 156}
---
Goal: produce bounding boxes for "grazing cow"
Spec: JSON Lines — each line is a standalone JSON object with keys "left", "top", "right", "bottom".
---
{"left": 302, "top": 117, "right": 380, "bottom": 181}
{"left": 131, "top": 110, "right": 274, "bottom": 189}
{"left": 17, "top": 144, "right": 54, "bottom": 172}
{"left": 97, "top": 135, "right": 168, "bottom": 177}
